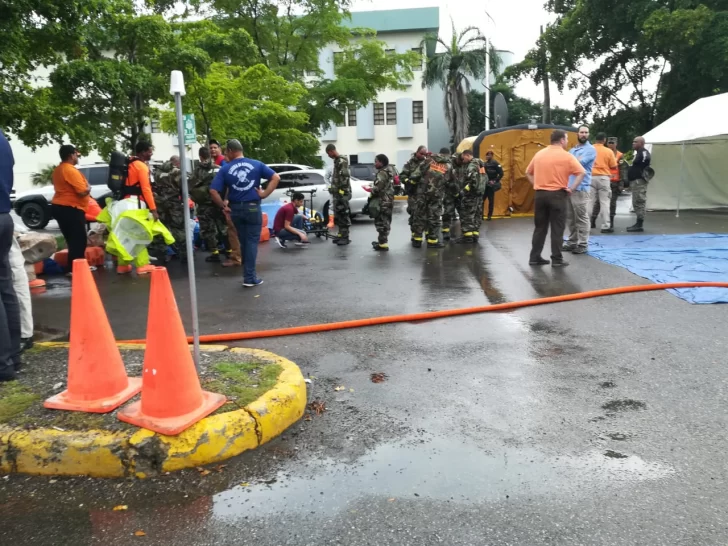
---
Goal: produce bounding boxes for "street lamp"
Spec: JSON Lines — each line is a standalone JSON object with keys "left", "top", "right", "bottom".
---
{"left": 484, "top": 7, "right": 496, "bottom": 131}
{"left": 170, "top": 70, "right": 201, "bottom": 369}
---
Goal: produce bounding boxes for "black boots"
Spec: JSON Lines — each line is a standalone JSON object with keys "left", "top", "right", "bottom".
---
{"left": 601, "top": 216, "right": 615, "bottom": 233}
{"left": 626, "top": 219, "right": 644, "bottom": 232}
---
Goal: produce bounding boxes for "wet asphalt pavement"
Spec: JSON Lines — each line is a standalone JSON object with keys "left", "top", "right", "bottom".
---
{"left": 3, "top": 200, "right": 728, "bottom": 545}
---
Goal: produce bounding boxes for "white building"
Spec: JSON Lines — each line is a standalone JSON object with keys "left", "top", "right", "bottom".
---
{"left": 318, "top": 8, "right": 440, "bottom": 170}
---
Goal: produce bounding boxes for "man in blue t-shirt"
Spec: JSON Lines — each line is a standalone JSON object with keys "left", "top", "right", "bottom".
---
{"left": 210, "top": 139, "right": 280, "bottom": 287}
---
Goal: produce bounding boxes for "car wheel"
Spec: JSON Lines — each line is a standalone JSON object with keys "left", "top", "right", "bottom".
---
{"left": 20, "top": 202, "right": 50, "bottom": 230}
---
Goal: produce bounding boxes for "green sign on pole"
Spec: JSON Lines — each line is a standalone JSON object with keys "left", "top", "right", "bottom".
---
{"left": 183, "top": 114, "right": 196, "bottom": 145}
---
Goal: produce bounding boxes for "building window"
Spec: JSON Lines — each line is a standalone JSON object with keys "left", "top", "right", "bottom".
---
{"left": 385, "top": 49, "right": 395, "bottom": 56}
{"left": 150, "top": 118, "right": 161, "bottom": 133}
{"left": 411, "top": 47, "right": 423, "bottom": 71}
{"left": 386, "top": 102, "right": 397, "bottom": 125}
{"left": 349, "top": 154, "right": 359, "bottom": 165}
{"left": 348, "top": 108, "right": 357, "bottom": 127}
{"left": 374, "top": 103, "right": 385, "bottom": 125}
{"left": 336, "top": 106, "right": 346, "bottom": 127}
{"left": 413, "top": 101, "right": 424, "bottom": 124}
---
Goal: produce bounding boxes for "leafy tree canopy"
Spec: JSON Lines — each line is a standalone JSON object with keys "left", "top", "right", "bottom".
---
{"left": 509, "top": 0, "right": 728, "bottom": 137}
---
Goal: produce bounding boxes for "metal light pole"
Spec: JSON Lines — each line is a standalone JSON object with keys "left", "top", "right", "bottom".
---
{"left": 485, "top": 35, "right": 490, "bottom": 131}
{"left": 484, "top": 7, "right": 496, "bottom": 132}
{"left": 170, "top": 70, "right": 201, "bottom": 369}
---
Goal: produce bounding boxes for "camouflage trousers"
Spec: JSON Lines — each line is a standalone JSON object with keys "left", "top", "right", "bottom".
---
{"left": 631, "top": 178, "right": 648, "bottom": 220}
{"left": 333, "top": 194, "right": 351, "bottom": 237}
{"left": 460, "top": 193, "right": 483, "bottom": 234}
{"left": 409, "top": 188, "right": 427, "bottom": 238}
{"left": 150, "top": 202, "right": 187, "bottom": 259}
{"left": 442, "top": 194, "right": 458, "bottom": 237}
{"left": 375, "top": 202, "right": 393, "bottom": 244}
{"left": 197, "top": 203, "right": 228, "bottom": 252}
{"left": 412, "top": 191, "right": 444, "bottom": 243}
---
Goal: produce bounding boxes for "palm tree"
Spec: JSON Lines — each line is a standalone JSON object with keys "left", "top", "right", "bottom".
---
{"left": 30, "top": 165, "right": 56, "bottom": 186}
{"left": 422, "top": 21, "right": 500, "bottom": 147}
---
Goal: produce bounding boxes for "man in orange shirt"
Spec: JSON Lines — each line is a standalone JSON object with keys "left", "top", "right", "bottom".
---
{"left": 526, "top": 130, "right": 586, "bottom": 267}
{"left": 124, "top": 141, "right": 158, "bottom": 221}
{"left": 51, "top": 145, "right": 91, "bottom": 274}
{"left": 589, "top": 133, "right": 618, "bottom": 232}
{"left": 118, "top": 140, "right": 157, "bottom": 274}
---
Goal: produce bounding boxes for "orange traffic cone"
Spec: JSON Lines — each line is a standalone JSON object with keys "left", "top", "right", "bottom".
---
{"left": 117, "top": 267, "right": 226, "bottom": 435}
{"left": 44, "top": 259, "right": 142, "bottom": 413}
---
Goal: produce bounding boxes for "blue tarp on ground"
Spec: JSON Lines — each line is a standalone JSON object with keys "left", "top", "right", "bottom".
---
{"left": 588, "top": 233, "right": 728, "bottom": 304}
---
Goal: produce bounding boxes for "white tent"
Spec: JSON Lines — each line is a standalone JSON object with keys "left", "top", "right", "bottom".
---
{"left": 643, "top": 92, "right": 728, "bottom": 213}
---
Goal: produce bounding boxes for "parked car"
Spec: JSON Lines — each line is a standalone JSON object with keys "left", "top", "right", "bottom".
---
{"left": 13, "top": 163, "right": 112, "bottom": 229}
{"left": 266, "top": 163, "right": 314, "bottom": 174}
{"left": 349, "top": 163, "right": 404, "bottom": 195}
{"left": 12, "top": 159, "right": 191, "bottom": 230}
{"left": 262, "top": 169, "right": 371, "bottom": 217}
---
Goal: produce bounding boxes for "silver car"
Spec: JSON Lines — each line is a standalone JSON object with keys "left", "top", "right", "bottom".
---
{"left": 263, "top": 169, "right": 371, "bottom": 217}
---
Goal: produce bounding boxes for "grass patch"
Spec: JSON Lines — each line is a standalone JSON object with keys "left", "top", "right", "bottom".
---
{"left": 0, "top": 382, "right": 41, "bottom": 423}
{"left": 204, "top": 360, "right": 282, "bottom": 412}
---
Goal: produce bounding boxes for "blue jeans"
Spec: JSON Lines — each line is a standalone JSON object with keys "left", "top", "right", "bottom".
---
{"left": 230, "top": 201, "right": 262, "bottom": 283}
{"left": 276, "top": 215, "right": 304, "bottom": 242}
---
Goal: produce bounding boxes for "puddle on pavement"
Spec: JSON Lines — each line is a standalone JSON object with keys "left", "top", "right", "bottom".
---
{"left": 211, "top": 435, "right": 674, "bottom": 521}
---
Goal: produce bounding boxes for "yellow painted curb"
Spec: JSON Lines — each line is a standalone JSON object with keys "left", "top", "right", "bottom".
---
{"left": 0, "top": 347, "right": 306, "bottom": 478}
{"left": 394, "top": 195, "right": 408, "bottom": 201}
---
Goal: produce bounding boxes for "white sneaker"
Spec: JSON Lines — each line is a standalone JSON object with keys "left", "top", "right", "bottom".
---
{"left": 294, "top": 241, "right": 311, "bottom": 247}
{"left": 600, "top": 223, "right": 611, "bottom": 230}
{"left": 275, "top": 237, "right": 287, "bottom": 248}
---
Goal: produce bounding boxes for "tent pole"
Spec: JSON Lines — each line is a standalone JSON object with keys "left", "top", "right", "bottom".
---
{"left": 676, "top": 142, "right": 685, "bottom": 218}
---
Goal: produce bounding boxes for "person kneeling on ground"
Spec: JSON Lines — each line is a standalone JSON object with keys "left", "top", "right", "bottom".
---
{"left": 274, "top": 192, "right": 310, "bottom": 248}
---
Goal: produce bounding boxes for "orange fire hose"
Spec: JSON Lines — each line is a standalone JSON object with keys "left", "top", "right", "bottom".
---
{"left": 121, "top": 282, "right": 728, "bottom": 344}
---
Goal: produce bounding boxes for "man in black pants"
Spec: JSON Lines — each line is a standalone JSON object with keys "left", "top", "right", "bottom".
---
{"left": 526, "top": 130, "right": 586, "bottom": 267}
{"left": 51, "top": 145, "right": 91, "bottom": 274}
{"left": 483, "top": 150, "right": 503, "bottom": 221}
{"left": 0, "top": 130, "right": 21, "bottom": 381}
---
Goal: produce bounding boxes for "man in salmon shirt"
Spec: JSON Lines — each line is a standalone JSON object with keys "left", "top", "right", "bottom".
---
{"left": 589, "top": 132, "right": 618, "bottom": 232}
{"left": 51, "top": 145, "right": 91, "bottom": 275}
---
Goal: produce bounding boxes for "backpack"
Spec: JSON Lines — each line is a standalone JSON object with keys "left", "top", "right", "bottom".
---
{"left": 107, "top": 151, "right": 140, "bottom": 200}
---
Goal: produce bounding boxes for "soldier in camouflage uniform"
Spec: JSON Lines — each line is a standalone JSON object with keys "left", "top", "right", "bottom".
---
{"left": 152, "top": 155, "right": 187, "bottom": 261}
{"left": 454, "top": 150, "right": 486, "bottom": 244}
{"left": 190, "top": 147, "right": 228, "bottom": 261}
{"left": 325, "top": 144, "right": 352, "bottom": 246}
{"left": 370, "top": 153, "right": 395, "bottom": 251}
{"left": 446, "top": 151, "right": 473, "bottom": 239}
{"left": 411, "top": 151, "right": 452, "bottom": 248}
{"left": 399, "top": 146, "right": 429, "bottom": 238}
{"left": 439, "top": 148, "right": 460, "bottom": 241}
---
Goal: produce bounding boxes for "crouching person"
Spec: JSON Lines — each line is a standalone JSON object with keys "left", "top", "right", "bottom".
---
{"left": 370, "top": 154, "right": 395, "bottom": 252}
{"left": 273, "top": 192, "right": 310, "bottom": 248}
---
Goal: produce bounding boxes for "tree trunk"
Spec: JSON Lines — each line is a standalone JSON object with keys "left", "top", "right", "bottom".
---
{"left": 540, "top": 26, "right": 551, "bottom": 125}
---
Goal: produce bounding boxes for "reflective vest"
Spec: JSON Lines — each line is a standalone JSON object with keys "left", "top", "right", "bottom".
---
{"left": 610, "top": 151, "right": 623, "bottom": 182}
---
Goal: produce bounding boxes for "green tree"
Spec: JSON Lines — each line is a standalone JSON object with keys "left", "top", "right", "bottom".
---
{"left": 467, "top": 82, "right": 575, "bottom": 135}
{"left": 162, "top": 63, "right": 321, "bottom": 165}
{"left": 510, "top": 1, "right": 727, "bottom": 134}
{"left": 0, "top": 0, "right": 121, "bottom": 139}
{"left": 30, "top": 165, "right": 56, "bottom": 187}
{"left": 190, "top": 0, "right": 418, "bottom": 133}
{"left": 421, "top": 21, "right": 499, "bottom": 147}
{"left": 42, "top": 13, "right": 213, "bottom": 156}
{"left": 306, "top": 38, "right": 419, "bottom": 131}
